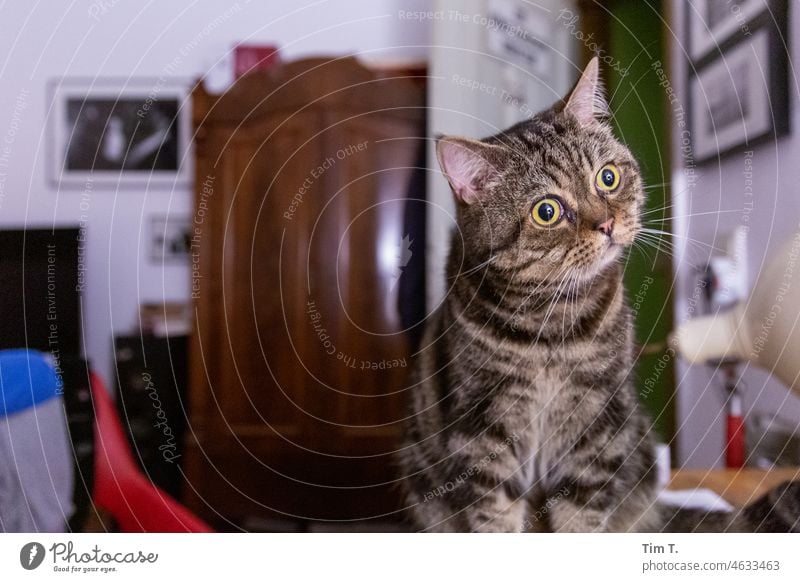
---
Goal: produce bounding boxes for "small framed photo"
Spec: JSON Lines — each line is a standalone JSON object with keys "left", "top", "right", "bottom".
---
{"left": 688, "top": 0, "right": 769, "bottom": 61}
{"left": 148, "top": 214, "right": 191, "bottom": 264}
{"left": 688, "top": 9, "right": 789, "bottom": 163}
{"left": 48, "top": 78, "right": 192, "bottom": 188}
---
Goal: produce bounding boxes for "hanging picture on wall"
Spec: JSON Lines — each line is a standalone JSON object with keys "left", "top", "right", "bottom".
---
{"left": 485, "top": 0, "right": 554, "bottom": 77}
{"left": 47, "top": 78, "right": 191, "bottom": 188}
{"left": 148, "top": 214, "right": 191, "bottom": 263}
{"left": 687, "top": 0, "right": 768, "bottom": 61}
{"left": 687, "top": 4, "right": 789, "bottom": 163}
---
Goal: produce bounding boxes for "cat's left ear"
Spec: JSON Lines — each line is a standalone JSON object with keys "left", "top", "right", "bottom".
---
{"left": 564, "top": 56, "right": 609, "bottom": 125}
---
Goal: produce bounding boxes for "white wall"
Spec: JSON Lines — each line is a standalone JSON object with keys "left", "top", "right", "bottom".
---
{"left": 0, "top": 0, "right": 429, "bottom": 386}
{"left": 426, "top": 0, "right": 578, "bottom": 306}
{"left": 669, "top": 0, "right": 800, "bottom": 467}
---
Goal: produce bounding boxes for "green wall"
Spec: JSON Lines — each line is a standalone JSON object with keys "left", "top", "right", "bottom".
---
{"left": 606, "top": 0, "right": 675, "bottom": 441}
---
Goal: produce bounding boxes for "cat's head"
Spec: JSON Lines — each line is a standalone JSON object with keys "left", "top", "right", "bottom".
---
{"left": 437, "top": 57, "right": 643, "bottom": 285}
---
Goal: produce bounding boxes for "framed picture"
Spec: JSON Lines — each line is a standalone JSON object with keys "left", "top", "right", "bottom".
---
{"left": 47, "top": 78, "right": 192, "bottom": 188}
{"left": 688, "top": 0, "right": 769, "bottom": 61}
{"left": 148, "top": 214, "right": 191, "bottom": 264}
{"left": 486, "top": 0, "right": 554, "bottom": 77}
{"left": 688, "top": 6, "right": 789, "bottom": 163}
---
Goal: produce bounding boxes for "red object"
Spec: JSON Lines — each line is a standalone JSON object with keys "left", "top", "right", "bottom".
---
{"left": 233, "top": 44, "right": 280, "bottom": 78}
{"left": 726, "top": 413, "right": 746, "bottom": 468}
{"left": 90, "top": 371, "right": 212, "bottom": 532}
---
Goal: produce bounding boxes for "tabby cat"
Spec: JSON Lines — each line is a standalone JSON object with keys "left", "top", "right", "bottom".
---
{"left": 399, "top": 57, "right": 800, "bottom": 533}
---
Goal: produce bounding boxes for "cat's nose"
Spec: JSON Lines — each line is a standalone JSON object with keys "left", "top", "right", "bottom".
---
{"left": 596, "top": 217, "right": 615, "bottom": 237}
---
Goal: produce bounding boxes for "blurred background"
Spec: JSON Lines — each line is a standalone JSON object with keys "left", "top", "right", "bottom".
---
{"left": 0, "top": 0, "right": 798, "bottom": 532}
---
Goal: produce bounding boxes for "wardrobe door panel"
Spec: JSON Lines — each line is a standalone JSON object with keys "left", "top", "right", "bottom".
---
{"left": 188, "top": 58, "right": 426, "bottom": 525}
{"left": 228, "top": 113, "right": 323, "bottom": 449}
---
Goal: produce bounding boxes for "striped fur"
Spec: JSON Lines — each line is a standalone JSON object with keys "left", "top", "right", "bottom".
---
{"left": 398, "top": 58, "right": 800, "bottom": 533}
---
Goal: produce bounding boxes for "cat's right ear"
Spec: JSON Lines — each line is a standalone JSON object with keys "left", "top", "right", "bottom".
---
{"left": 435, "top": 136, "right": 500, "bottom": 205}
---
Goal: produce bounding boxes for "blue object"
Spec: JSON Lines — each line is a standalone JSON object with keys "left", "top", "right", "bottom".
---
{"left": 0, "top": 349, "right": 61, "bottom": 417}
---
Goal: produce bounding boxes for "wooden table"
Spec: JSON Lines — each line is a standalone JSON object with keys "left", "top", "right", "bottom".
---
{"left": 668, "top": 467, "right": 800, "bottom": 507}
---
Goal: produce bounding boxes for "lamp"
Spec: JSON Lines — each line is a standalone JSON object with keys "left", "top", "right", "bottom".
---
{"left": 673, "top": 235, "right": 800, "bottom": 394}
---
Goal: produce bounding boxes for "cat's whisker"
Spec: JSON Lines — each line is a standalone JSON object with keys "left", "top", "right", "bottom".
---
{"left": 639, "top": 227, "right": 725, "bottom": 254}
{"left": 640, "top": 202, "right": 680, "bottom": 216}
{"left": 635, "top": 235, "right": 679, "bottom": 261}
{"left": 568, "top": 272, "right": 577, "bottom": 338}
{"left": 636, "top": 232, "right": 678, "bottom": 248}
{"left": 630, "top": 240, "right": 663, "bottom": 265}
{"left": 639, "top": 227, "right": 705, "bottom": 243}
{"left": 451, "top": 254, "right": 497, "bottom": 279}
{"left": 639, "top": 208, "right": 675, "bottom": 218}
{"left": 565, "top": 268, "right": 584, "bottom": 339}
{"left": 636, "top": 234, "right": 714, "bottom": 265}
{"left": 640, "top": 195, "right": 695, "bottom": 215}
{"left": 641, "top": 181, "right": 672, "bottom": 190}
{"left": 643, "top": 209, "right": 743, "bottom": 223}
{"left": 529, "top": 265, "right": 571, "bottom": 305}
{"left": 542, "top": 269, "right": 570, "bottom": 328}
{"left": 561, "top": 270, "right": 578, "bottom": 339}
{"left": 635, "top": 235, "right": 678, "bottom": 258}
{"left": 541, "top": 285, "right": 565, "bottom": 338}
{"left": 637, "top": 231, "right": 717, "bottom": 265}
{"left": 535, "top": 268, "right": 571, "bottom": 339}
{"left": 642, "top": 183, "right": 695, "bottom": 200}
{"left": 627, "top": 240, "right": 652, "bottom": 262}
{"left": 506, "top": 264, "right": 570, "bottom": 322}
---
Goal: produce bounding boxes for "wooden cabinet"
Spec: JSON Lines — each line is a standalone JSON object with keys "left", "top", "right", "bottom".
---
{"left": 186, "top": 58, "right": 426, "bottom": 526}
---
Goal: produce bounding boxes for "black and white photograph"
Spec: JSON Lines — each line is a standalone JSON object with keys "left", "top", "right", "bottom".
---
{"left": 689, "top": 23, "right": 789, "bottom": 161}
{"left": 687, "top": 0, "right": 789, "bottom": 163}
{"left": 148, "top": 214, "right": 191, "bottom": 264}
{"left": 48, "top": 79, "right": 190, "bottom": 188}
{"left": 688, "top": 0, "right": 768, "bottom": 60}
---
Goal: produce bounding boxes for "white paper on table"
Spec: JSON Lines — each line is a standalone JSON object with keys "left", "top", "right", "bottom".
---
{"left": 658, "top": 488, "right": 734, "bottom": 512}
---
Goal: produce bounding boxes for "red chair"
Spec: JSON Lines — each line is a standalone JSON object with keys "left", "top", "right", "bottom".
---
{"left": 90, "top": 371, "right": 212, "bottom": 532}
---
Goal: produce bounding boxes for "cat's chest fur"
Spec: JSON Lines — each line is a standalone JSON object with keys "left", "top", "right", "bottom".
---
{"left": 506, "top": 361, "right": 596, "bottom": 497}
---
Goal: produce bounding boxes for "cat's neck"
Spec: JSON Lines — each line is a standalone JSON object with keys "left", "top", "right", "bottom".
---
{"left": 451, "top": 261, "right": 624, "bottom": 341}
{"left": 459, "top": 259, "right": 620, "bottom": 303}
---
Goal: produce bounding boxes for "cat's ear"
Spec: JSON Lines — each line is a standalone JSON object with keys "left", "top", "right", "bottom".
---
{"left": 436, "top": 136, "right": 501, "bottom": 205}
{"left": 564, "top": 56, "right": 609, "bottom": 125}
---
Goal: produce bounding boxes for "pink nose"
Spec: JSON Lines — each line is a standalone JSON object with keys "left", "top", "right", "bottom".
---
{"left": 597, "top": 217, "right": 615, "bottom": 237}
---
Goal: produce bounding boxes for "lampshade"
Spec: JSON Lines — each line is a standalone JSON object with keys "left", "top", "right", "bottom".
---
{"left": 673, "top": 236, "right": 800, "bottom": 394}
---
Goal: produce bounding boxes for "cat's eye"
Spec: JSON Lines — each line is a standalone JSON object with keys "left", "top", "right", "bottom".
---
{"left": 531, "top": 198, "right": 562, "bottom": 226}
{"left": 596, "top": 164, "right": 621, "bottom": 192}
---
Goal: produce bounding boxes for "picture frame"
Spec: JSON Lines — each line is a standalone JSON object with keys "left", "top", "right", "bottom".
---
{"left": 47, "top": 78, "right": 192, "bottom": 189}
{"left": 688, "top": 0, "right": 769, "bottom": 62}
{"left": 687, "top": 5, "right": 789, "bottom": 163}
{"left": 148, "top": 214, "right": 191, "bottom": 264}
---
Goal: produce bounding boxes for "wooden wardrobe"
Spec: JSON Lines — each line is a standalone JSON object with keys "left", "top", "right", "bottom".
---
{"left": 185, "top": 58, "right": 426, "bottom": 527}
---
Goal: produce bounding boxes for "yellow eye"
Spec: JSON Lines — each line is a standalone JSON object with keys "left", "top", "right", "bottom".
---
{"left": 596, "top": 164, "right": 620, "bottom": 191}
{"left": 531, "top": 198, "right": 562, "bottom": 226}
